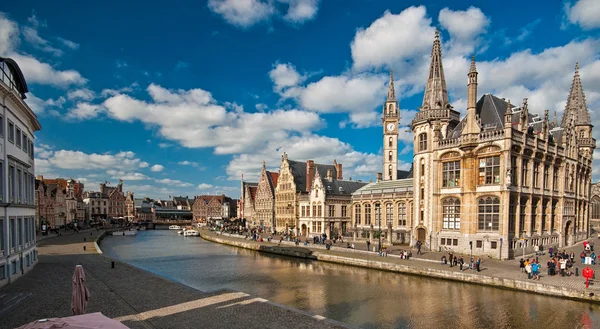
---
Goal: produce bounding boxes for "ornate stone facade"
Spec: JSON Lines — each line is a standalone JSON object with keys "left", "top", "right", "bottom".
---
{"left": 254, "top": 162, "right": 278, "bottom": 231}
{"left": 351, "top": 30, "right": 595, "bottom": 259}
{"left": 101, "top": 182, "right": 126, "bottom": 218}
{"left": 192, "top": 194, "right": 237, "bottom": 221}
{"left": 240, "top": 182, "right": 257, "bottom": 224}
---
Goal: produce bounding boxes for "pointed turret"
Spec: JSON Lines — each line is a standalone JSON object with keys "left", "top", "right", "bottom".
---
{"left": 421, "top": 28, "right": 450, "bottom": 111}
{"left": 561, "top": 62, "right": 591, "bottom": 128}
{"left": 463, "top": 55, "right": 480, "bottom": 136}
{"left": 387, "top": 70, "right": 396, "bottom": 102}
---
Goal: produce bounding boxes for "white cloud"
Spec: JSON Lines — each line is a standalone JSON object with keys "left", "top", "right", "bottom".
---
{"left": 155, "top": 178, "right": 193, "bottom": 187}
{"left": 158, "top": 143, "right": 172, "bottom": 149}
{"left": 208, "top": 0, "right": 320, "bottom": 28}
{"left": 67, "top": 88, "right": 96, "bottom": 101}
{"left": 150, "top": 164, "right": 164, "bottom": 172}
{"left": 102, "top": 83, "right": 323, "bottom": 154}
{"left": 107, "top": 170, "right": 150, "bottom": 181}
{"left": 41, "top": 149, "right": 149, "bottom": 171}
{"left": 564, "top": 0, "right": 600, "bottom": 30}
{"left": 350, "top": 6, "right": 436, "bottom": 70}
{"left": 100, "top": 82, "right": 139, "bottom": 97}
{"left": 56, "top": 37, "right": 79, "bottom": 49}
{"left": 438, "top": 7, "right": 490, "bottom": 56}
{"left": 208, "top": 0, "right": 275, "bottom": 28}
{"left": 269, "top": 63, "right": 305, "bottom": 94}
{"left": 65, "top": 103, "right": 104, "bottom": 121}
{"left": 22, "top": 26, "right": 63, "bottom": 56}
{"left": 197, "top": 183, "right": 213, "bottom": 190}
{"left": 179, "top": 161, "right": 199, "bottom": 167}
{"left": 279, "top": 0, "right": 319, "bottom": 23}
{"left": 0, "top": 12, "right": 19, "bottom": 55}
{"left": 27, "top": 93, "right": 65, "bottom": 115}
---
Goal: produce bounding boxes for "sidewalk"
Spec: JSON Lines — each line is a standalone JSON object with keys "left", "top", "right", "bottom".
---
{"left": 0, "top": 230, "right": 351, "bottom": 329}
{"left": 208, "top": 230, "right": 600, "bottom": 300}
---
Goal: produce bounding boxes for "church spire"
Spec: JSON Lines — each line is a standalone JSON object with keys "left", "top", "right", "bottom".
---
{"left": 561, "top": 62, "right": 591, "bottom": 128}
{"left": 387, "top": 69, "right": 396, "bottom": 101}
{"left": 421, "top": 28, "right": 449, "bottom": 111}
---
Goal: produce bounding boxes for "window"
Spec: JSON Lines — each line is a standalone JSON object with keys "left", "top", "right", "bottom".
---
{"left": 17, "top": 169, "right": 22, "bottom": 203}
{"left": 491, "top": 241, "right": 498, "bottom": 249}
{"left": 0, "top": 115, "right": 3, "bottom": 137}
{"left": 385, "top": 203, "right": 393, "bottom": 226}
{"left": 7, "top": 120, "right": 14, "bottom": 143}
{"left": 442, "top": 198, "right": 461, "bottom": 230}
{"left": 29, "top": 140, "right": 34, "bottom": 158}
{"left": 341, "top": 205, "right": 347, "bottom": 217}
{"left": 388, "top": 137, "right": 393, "bottom": 147}
{"left": 23, "top": 135, "right": 28, "bottom": 153}
{"left": 354, "top": 204, "right": 361, "bottom": 225}
{"left": 511, "top": 156, "right": 518, "bottom": 186}
{"left": 8, "top": 165, "right": 14, "bottom": 202}
{"left": 478, "top": 156, "right": 500, "bottom": 185}
{"left": 543, "top": 165, "right": 549, "bottom": 189}
{"left": 10, "top": 217, "right": 15, "bottom": 249}
{"left": 15, "top": 127, "right": 21, "bottom": 148}
{"left": 364, "top": 204, "right": 371, "bottom": 225}
{"left": 328, "top": 205, "right": 335, "bottom": 217}
{"left": 476, "top": 240, "right": 483, "bottom": 248}
{"left": 317, "top": 205, "right": 322, "bottom": 217}
{"left": 533, "top": 162, "right": 539, "bottom": 188}
{"left": 553, "top": 167, "right": 559, "bottom": 191}
{"left": 388, "top": 151, "right": 393, "bottom": 161}
{"left": 0, "top": 218, "right": 3, "bottom": 253}
{"left": 374, "top": 203, "right": 381, "bottom": 225}
{"left": 522, "top": 159, "right": 529, "bottom": 187}
{"left": 580, "top": 130, "right": 585, "bottom": 138}
{"left": 418, "top": 133, "right": 427, "bottom": 151}
{"left": 478, "top": 197, "right": 500, "bottom": 231}
{"left": 442, "top": 161, "right": 460, "bottom": 187}
{"left": 397, "top": 203, "right": 406, "bottom": 226}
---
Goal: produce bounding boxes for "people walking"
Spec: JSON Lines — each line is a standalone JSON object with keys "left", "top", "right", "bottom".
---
{"left": 416, "top": 240, "right": 422, "bottom": 255}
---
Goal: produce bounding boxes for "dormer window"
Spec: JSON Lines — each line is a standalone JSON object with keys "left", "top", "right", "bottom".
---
{"left": 315, "top": 188, "right": 318, "bottom": 197}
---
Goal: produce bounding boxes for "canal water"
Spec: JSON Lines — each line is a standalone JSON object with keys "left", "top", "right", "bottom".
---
{"left": 101, "top": 230, "right": 599, "bottom": 328}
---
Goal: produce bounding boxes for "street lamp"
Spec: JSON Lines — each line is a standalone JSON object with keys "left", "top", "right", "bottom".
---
{"left": 376, "top": 203, "right": 381, "bottom": 252}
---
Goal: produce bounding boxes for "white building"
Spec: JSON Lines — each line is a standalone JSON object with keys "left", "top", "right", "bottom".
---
{"left": 83, "top": 191, "right": 109, "bottom": 221}
{"left": 0, "top": 57, "right": 42, "bottom": 288}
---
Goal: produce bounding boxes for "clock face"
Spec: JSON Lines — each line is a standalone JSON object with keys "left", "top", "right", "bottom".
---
{"left": 387, "top": 123, "right": 395, "bottom": 131}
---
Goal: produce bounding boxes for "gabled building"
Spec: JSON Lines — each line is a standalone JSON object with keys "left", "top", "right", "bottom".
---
{"left": 125, "top": 192, "right": 135, "bottom": 219}
{"left": 274, "top": 153, "right": 342, "bottom": 234}
{"left": 100, "top": 181, "right": 126, "bottom": 218}
{"left": 254, "top": 161, "right": 279, "bottom": 231}
{"left": 173, "top": 196, "right": 192, "bottom": 210}
{"left": 299, "top": 167, "right": 366, "bottom": 238}
{"left": 192, "top": 194, "right": 237, "bottom": 221}
{"left": 83, "top": 191, "right": 108, "bottom": 221}
{"left": 240, "top": 182, "right": 258, "bottom": 224}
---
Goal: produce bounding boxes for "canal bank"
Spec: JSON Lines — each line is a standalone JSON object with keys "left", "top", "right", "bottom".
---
{"left": 0, "top": 229, "right": 351, "bottom": 329}
{"left": 199, "top": 230, "right": 600, "bottom": 304}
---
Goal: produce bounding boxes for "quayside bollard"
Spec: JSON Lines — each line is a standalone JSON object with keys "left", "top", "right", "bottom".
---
{"left": 83, "top": 246, "right": 86, "bottom": 251}
{"left": 111, "top": 261, "right": 115, "bottom": 269}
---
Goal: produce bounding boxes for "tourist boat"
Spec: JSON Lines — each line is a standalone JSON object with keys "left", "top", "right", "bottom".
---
{"left": 177, "top": 228, "right": 188, "bottom": 235}
{"left": 169, "top": 225, "right": 181, "bottom": 230}
{"left": 183, "top": 230, "right": 200, "bottom": 237}
{"left": 112, "top": 229, "right": 137, "bottom": 236}
{"left": 196, "top": 222, "right": 206, "bottom": 228}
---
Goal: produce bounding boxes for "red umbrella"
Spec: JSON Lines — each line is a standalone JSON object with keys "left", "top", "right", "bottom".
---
{"left": 72, "top": 265, "right": 90, "bottom": 315}
{"left": 16, "top": 312, "right": 130, "bottom": 328}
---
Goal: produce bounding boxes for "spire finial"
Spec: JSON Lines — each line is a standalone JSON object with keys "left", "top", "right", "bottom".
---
{"left": 386, "top": 69, "right": 396, "bottom": 101}
{"left": 435, "top": 27, "right": 440, "bottom": 39}
{"left": 561, "top": 61, "right": 590, "bottom": 128}
{"left": 575, "top": 62, "right": 580, "bottom": 74}
{"left": 469, "top": 55, "right": 477, "bottom": 73}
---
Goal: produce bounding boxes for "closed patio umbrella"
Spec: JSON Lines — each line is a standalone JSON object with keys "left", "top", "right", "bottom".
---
{"left": 16, "top": 312, "right": 130, "bottom": 328}
{"left": 72, "top": 265, "right": 90, "bottom": 315}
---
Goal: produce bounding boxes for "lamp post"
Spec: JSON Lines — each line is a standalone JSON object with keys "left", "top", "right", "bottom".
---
{"left": 376, "top": 203, "right": 381, "bottom": 252}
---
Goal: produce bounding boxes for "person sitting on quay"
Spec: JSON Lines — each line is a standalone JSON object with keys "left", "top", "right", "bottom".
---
{"left": 591, "top": 252, "right": 597, "bottom": 265}
{"left": 441, "top": 255, "right": 447, "bottom": 265}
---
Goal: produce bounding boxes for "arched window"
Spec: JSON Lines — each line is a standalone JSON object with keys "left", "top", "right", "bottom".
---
{"left": 388, "top": 165, "right": 393, "bottom": 178}
{"left": 388, "top": 104, "right": 393, "bottom": 114}
{"left": 364, "top": 204, "right": 372, "bottom": 225}
{"left": 478, "top": 197, "right": 500, "bottom": 231}
{"left": 592, "top": 196, "right": 600, "bottom": 220}
{"left": 419, "top": 133, "right": 427, "bottom": 151}
{"left": 397, "top": 203, "right": 406, "bottom": 226}
{"left": 580, "top": 130, "right": 585, "bottom": 139}
{"left": 388, "top": 137, "right": 393, "bottom": 147}
{"left": 385, "top": 203, "right": 393, "bottom": 226}
{"left": 442, "top": 198, "right": 461, "bottom": 230}
{"left": 354, "top": 204, "right": 362, "bottom": 225}
{"left": 388, "top": 151, "right": 393, "bottom": 161}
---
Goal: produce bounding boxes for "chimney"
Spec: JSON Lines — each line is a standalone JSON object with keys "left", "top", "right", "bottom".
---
{"left": 306, "top": 160, "right": 315, "bottom": 192}
{"left": 326, "top": 169, "right": 333, "bottom": 182}
{"left": 337, "top": 163, "right": 343, "bottom": 180}
{"left": 377, "top": 173, "right": 382, "bottom": 182}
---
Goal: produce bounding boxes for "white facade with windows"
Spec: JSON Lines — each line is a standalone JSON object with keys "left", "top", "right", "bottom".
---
{"left": 0, "top": 57, "right": 42, "bottom": 288}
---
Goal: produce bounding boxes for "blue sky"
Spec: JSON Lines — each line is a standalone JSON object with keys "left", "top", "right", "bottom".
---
{"left": 1, "top": 0, "right": 599, "bottom": 199}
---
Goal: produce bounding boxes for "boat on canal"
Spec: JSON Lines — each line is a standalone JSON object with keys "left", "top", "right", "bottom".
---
{"left": 183, "top": 230, "right": 200, "bottom": 237}
{"left": 169, "top": 225, "right": 181, "bottom": 230}
{"left": 112, "top": 229, "right": 137, "bottom": 236}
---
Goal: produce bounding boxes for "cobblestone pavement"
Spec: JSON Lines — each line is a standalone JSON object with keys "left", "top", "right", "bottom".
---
{"left": 0, "top": 230, "right": 351, "bottom": 329}
{"left": 214, "top": 230, "right": 600, "bottom": 293}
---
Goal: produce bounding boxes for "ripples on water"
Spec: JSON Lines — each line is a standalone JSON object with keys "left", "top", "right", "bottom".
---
{"left": 101, "top": 230, "right": 600, "bottom": 329}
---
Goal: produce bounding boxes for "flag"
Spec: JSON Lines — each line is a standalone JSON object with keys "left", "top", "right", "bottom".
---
{"left": 105, "top": 181, "right": 111, "bottom": 185}
{"left": 119, "top": 179, "right": 123, "bottom": 184}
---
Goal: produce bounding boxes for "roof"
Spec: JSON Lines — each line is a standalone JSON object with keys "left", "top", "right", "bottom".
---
{"left": 0, "top": 57, "right": 29, "bottom": 96}
{"left": 323, "top": 179, "right": 368, "bottom": 196}
{"left": 155, "top": 209, "right": 192, "bottom": 214}
{"left": 287, "top": 159, "right": 338, "bottom": 192}
{"left": 268, "top": 172, "right": 279, "bottom": 190}
{"left": 353, "top": 179, "right": 414, "bottom": 195}
{"left": 249, "top": 186, "right": 258, "bottom": 200}
{"left": 398, "top": 164, "right": 413, "bottom": 179}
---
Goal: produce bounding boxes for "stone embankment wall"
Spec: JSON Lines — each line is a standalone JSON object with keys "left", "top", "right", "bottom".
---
{"left": 200, "top": 232, "right": 600, "bottom": 304}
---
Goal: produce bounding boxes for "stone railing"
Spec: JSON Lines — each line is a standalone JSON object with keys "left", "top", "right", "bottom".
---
{"left": 512, "top": 130, "right": 524, "bottom": 140}
{"left": 479, "top": 129, "right": 504, "bottom": 142}
{"left": 412, "top": 109, "right": 460, "bottom": 124}
{"left": 525, "top": 135, "right": 536, "bottom": 147}
{"left": 578, "top": 137, "right": 597, "bottom": 148}
{"left": 439, "top": 137, "right": 461, "bottom": 148}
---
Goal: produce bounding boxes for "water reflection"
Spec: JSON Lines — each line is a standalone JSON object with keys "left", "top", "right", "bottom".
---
{"left": 101, "top": 230, "right": 600, "bottom": 328}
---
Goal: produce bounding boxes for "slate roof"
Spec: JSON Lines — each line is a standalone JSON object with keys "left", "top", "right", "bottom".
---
{"left": 287, "top": 159, "right": 338, "bottom": 193}
{"left": 323, "top": 179, "right": 368, "bottom": 196}
{"left": 249, "top": 186, "right": 258, "bottom": 200}
{"left": 353, "top": 179, "right": 414, "bottom": 195}
{"left": 397, "top": 163, "right": 413, "bottom": 179}
{"left": 268, "top": 172, "right": 279, "bottom": 190}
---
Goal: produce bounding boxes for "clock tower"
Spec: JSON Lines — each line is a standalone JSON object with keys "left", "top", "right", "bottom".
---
{"left": 383, "top": 70, "right": 400, "bottom": 181}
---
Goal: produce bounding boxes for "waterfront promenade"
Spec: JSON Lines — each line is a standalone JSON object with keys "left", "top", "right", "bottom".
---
{"left": 0, "top": 229, "right": 350, "bottom": 329}
{"left": 200, "top": 229, "right": 600, "bottom": 303}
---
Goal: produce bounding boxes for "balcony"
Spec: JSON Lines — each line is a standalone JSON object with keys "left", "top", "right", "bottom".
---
{"left": 412, "top": 109, "right": 460, "bottom": 125}
{"left": 479, "top": 129, "right": 504, "bottom": 142}
{"left": 578, "top": 137, "right": 597, "bottom": 148}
